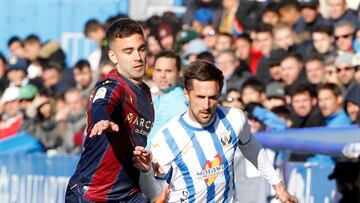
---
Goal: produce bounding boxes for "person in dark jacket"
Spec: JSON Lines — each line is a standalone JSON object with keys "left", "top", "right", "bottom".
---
{"left": 344, "top": 84, "right": 360, "bottom": 123}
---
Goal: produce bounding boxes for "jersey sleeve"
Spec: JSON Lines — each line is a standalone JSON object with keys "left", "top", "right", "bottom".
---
{"left": 89, "top": 79, "right": 123, "bottom": 129}
{"left": 237, "top": 111, "right": 281, "bottom": 185}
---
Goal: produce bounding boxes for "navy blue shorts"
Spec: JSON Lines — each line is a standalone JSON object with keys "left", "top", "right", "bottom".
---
{"left": 65, "top": 182, "right": 149, "bottom": 203}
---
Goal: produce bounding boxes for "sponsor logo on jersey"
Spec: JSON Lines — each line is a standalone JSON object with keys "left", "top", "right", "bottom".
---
{"left": 197, "top": 154, "right": 224, "bottom": 186}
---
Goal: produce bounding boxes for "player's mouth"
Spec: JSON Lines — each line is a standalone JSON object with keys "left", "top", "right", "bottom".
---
{"left": 133, "top": 64, "right": 143, "bottom": 69}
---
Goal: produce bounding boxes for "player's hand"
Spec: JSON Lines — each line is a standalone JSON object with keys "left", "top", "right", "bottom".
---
{"left": 151, "top": 158, "right": 165, "bottom": 176}
{"left": 133, "top": 146, "right": 152, "bottom": 172}
{"left": 89, "top": 120, "right": 119, "bottom": 137}
{"left": 274, "top": 182, "right": 298, "bottom": 203}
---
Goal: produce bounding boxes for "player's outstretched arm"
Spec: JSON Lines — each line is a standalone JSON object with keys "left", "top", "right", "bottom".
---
{"left": 89, "top": 120, "right": 119, "bottom": 137}
{"left": 133, "top": 146, "right": 165, "bottom": 201}
{"left": 273, "top": 182, "right": 298, "bottom": 203}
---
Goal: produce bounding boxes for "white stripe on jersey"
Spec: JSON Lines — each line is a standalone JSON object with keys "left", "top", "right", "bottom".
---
{"left": 151, "top": 106, "right": 248, "bottom": 203}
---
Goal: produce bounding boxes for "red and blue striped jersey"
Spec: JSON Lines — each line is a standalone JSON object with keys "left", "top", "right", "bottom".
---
{"left": 69, "top": 69, "right": 154, "bottom": 202}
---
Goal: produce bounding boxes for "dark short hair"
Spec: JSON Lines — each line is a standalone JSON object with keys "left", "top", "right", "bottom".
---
{"left": 84, "top": 19, "right": 104, "bottom": 36}
{"left": 282, "top": 52, "right": 303, "bottom": 64}
{"left": 154, "top": 50, "right": 181, "bottom": 71}
{"left": 318, "top": 83, "right": 342, "bottom": 97}
{"left": 311, "top": 24, "right": 333, "bottom": 36}
{"left": 271, "top": 105, "right": 291, "bottom": 120}
{"left": 235, "top": 33, "right": 252, "bottom": 44}
{"left": 183, "top": 60, "right": 224, "bottom": 92}
{"left": 241, "top": 78, "right": 265, "bottom": 94}
{"left": 24, "top": 34, "right": 40, "bottom": 44}
{"left": 106, "top": 18, "right": 144, "bottom": 47}
{"left": 305, "top": 53, "right": 324, "bottom": 64}
{"left": 255, "top": 23, "right": 273, "bottom": 34}
{"left": 73, "top": 59, "right": 91, "bottom": 71}
{"left": 7, "top": 36, "right": 22, "bottom": 48}
{"left": 290, "top": 83, "right": 316, "bottom": 98}
{"left": 43, "top": 61, "right": 62, "bottom": 73}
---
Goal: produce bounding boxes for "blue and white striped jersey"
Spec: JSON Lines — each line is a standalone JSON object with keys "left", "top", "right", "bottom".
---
{"left": 150, "top": 105, "right": 262, "bottom": 203}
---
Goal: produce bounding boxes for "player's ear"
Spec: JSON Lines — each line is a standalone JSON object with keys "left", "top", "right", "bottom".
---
{"left": 184, "top": 88, "right": 190, "bottom": 102}
{"left": 108, "top": 50, "right": 118, "bottom": 65}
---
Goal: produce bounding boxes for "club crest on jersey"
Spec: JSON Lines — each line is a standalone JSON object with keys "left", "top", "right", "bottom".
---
{"left": 197, "top": 154, "right": 224, "bottom": 186}
{"left": 92, "top": 87, "right": 107, "bottom": 103}
{"left": 220, "top": 131, "right": 232, "bottom": 147}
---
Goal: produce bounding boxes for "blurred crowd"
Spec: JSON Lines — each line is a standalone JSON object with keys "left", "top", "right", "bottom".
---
{"left": 0, "top": 0, "right": 360, "bottom": 157}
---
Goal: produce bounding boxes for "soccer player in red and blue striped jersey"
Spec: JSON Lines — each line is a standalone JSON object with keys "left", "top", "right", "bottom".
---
{"left": 65, "top": 18, "right": 154, "bottom": 203}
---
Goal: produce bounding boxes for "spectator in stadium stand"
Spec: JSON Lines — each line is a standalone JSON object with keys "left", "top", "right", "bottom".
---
{"left": 98, "top": 57, "right": 116, "bottom": 76}
{"left": 254, "top": 24, "right": 274, "bottom": 83}
{"left": 240, "top": 78, "right": 265, "bottom": 106}
{"left": 24, "top": 34, "right": 66, "bottom": 69}
{"left": 60, "top": 88, "right": 86, "bottom": 154}
{"left": 181, "top": 38, "right": 211, "bottom": 65}
{"left": 0, "top": 53, "right": 8, "bottom": 93}
{"left": 72, "top": 59, "right": 96, "bottom": 99}
{"left": 318, "top": 83, "right": 352, "bottom": 127}
{"left": 264, "top": 81, "right": 286, "bottom": 111}
{"left": 214, "top": 32, "right": 232, "bottom": 56}
{"left": 353, "top": 53, "right": 360, "bottom": 83}
{"left": 18, "top": 84, "right": 38, "bottom": 116}
{"left": 200, "top": 24, "right": 217, "bottom": 52}
{"left": 278, "top": 0, "right": 302, "bottom": 27}
{"left": 343, "top": 84, "right": 360, "bottom": 124}
{"left": 290, "top": 84, "right": 324, "bottom": 128}
{"left": 233, "top": 33, "right": 252, "bottom": 67}
{"left": 20, "top": 90, "right": 64, "bottom": 151}
{"left": 215, "top": 49, "right": 250, "bottom": 95}
{"left": 173, "top": 28, "right": 198, "bottom": 55}
{"left": 146, "top": 51, "right": 187, "bottom": 148}
{"left": 272, "top": 22, "right": 312, "bottom": 59}
{"left": 334, "top": 21, "right": 356, "bottom": 52}
{"left": 324, "top": 62, "right": 341, "bottom": 85}
{"left": 326, "top": 0, "right": 359, "bottom": 27}
{"left": 220, "top": 88, "right": 243, "bottom": 110}
{"left": 145, "top": 33, "right": 162, "bottom": 68}
{"left": 334, "top": 52, "right": 357, "bottom": 91}
{"left": 7, "top": 36, "right": 25, "bottom": 58}
{"left": 280, "top": 53, "right": 308, "bottom": 94}
{"left": 219, "top": 0, "right": 241, "bottom": 35}
{"left": 23, "top": 35, "right": 41, "bottom": 63}
{"left": 311, "top": 24, "right": 337, "bottom": 63}
{"left": 6, "top": 56, "right": 29, "bottom": 87}
{"left": 84, "top": 19, "right": 109, "bottom": 73}
{"left": 294, "top": 0, "right": 328, "bottom": 42}
{"left": 155, "top": 22, "right": 175, "bottom": 51}
{"left": 191, "top": 8, "right": 214, "bottom": 33}
{"left": 267, "top": 48, "right": 287, "bottom": 83}
{"left": 304, "top": 54, "right": 326, "bottom": 87}
{"left": 261, "top": 2, "right": 280, "bottom": 26}
{"left": 182, "top": 0, "right": 222, "bottom": 29}
{"left": 41, "top": 62, "right": 75, "bottom": 97}
{"left": 0, "top": 86, "right": 23, "bottom": 139}
{"left": 354, "top": 28, "right": 360, "bottom": 54}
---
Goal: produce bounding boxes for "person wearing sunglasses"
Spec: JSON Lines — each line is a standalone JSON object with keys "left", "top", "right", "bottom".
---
{"left": 334, "top": 21, "right": 355, "bottom": 52}
{"left": 334, "top": 52, "right": 357, "bottom": 90}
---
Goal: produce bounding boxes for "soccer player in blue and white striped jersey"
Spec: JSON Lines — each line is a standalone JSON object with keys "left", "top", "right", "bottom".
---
{"left": 133, "top": 60, "right": 297, "bottom": 203}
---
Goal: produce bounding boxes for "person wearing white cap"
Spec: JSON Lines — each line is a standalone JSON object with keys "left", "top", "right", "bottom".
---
{"left": 0, "top": 86, "right": 23, "bottom": 139}
{"left": 334, "top": 52, "right": 357, "bottom": 91}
